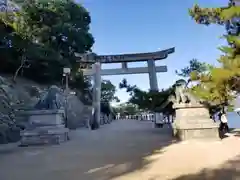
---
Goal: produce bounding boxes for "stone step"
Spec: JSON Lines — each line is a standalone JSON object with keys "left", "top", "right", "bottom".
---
{"left": 20, "top": 127, "right": 69, "bottom": 146}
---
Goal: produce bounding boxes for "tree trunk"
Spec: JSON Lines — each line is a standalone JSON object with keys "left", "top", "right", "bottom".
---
{"left": 13, "top": 57, "right": 25, "bottom": 83}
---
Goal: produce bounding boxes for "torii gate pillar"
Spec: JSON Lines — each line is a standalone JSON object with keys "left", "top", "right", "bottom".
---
{"left": 93, "top": 62, "right": 101, "bottom": 129}
{"left": 86, "top": 62, "right": 101, "bottom": 129}
{"left": 148, "top": 59, "right": 159, "bottom": 91}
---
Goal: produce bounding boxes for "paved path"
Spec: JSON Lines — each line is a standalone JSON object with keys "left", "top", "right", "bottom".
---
{"left": 0, "top": 120, "right": 173, "bottom": 180}
{"left": 1, "top": 120, "right": 240, "bottom": 180}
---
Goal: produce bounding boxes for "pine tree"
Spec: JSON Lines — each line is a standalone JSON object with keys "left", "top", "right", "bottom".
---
{"left": 188, "top": 0, "right": 240, "bottom": 107}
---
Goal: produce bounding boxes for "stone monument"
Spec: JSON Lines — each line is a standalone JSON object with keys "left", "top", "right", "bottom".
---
{"left": 20, "top": 86, "right": 69, "bottom": 146}
{"left": 172, "top": 80, "right": 220, "bottom": 140}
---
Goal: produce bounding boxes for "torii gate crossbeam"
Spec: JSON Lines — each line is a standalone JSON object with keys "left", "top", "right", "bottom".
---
{"left": 82, "top": 66, "right": 167, "bottom": 76}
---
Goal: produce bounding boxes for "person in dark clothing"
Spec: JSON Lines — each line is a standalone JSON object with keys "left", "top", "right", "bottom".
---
{"left": 219, "top": 112, "right": 229, "bottom": 133}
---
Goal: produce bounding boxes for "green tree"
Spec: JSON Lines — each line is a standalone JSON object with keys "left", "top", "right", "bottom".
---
{"left": 188, "top": 0, "right": 240, "bottom": 107}
{"left": 92, "top": 80, "right": 120, "bottom": 115}
{"left": 112, "top": 105, "right": 124, "bottom": 115}
{"left": 175, "top": 59, "right": 208, "bottom": 78}
{"left": 101, "top": 80, "right": 119, "bottom": 103}
{"left": 100, "top": 102, "right": 112, "bottom": 115}
{"left": 114, "top": 103, "right": 138, "bottom": 116}
{"left": 22, "top": 0, "right": 94, "bottom": 83}
{"left": 21, "top": 0, "right": 94, "bottom": 59}
{"left": 119, "top": 78, "right": 172, "bottom": 111}
{"left": 123, "top": 103, "right": 138, "bottom": 115}
{"left": 0, "top": 2, "right": 36, "bottom": 81}
{"left": 0, "top": 0, "right": 94, "bottom": 92}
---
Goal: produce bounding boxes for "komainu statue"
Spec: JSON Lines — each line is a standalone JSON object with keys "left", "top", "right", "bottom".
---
{"left": 174, "top": 79, "right": 200, "bottom": 105}
{"left": 175, "top": 79, "right": 187, "bottom": 104}
{"left": 34, "top": 85, "right": 65, "bottom": 110}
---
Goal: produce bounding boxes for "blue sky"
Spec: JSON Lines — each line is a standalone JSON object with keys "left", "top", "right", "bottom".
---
{"left": 78, "top": 0, "right": 228, "bottom": 104}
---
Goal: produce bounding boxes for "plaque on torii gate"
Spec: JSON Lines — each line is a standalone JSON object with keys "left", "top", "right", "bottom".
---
{"left": 76, "top": 47, "right": 175, "bottom": 130}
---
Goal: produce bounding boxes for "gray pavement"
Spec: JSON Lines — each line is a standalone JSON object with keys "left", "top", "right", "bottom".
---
{"left": 0, "top": 120, "right": 174, "bottom": 180}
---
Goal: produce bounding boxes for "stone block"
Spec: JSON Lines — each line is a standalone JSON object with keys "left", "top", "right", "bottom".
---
{"left": 25, "top": 109, "right": 65, "bottom": 126}
{"left": 173, "top": 104, "right": 220, "bottom": 140}
{"left": 175, "top": 128, "right": 219, "bottom": 141}
{"left": 20, "top": 127, "right": 69, "bottom": 146}
{"left": 20, "top": 109, "right": 69, "bottom": 146}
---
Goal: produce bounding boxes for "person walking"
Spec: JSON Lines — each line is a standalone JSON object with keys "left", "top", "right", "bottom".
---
{"left": 219, "top": 112, "right": 229, "bottom": 133}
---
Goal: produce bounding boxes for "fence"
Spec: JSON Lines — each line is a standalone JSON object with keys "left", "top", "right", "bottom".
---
{"left": 116, "top": 114, "right": 175, "bottom": 124}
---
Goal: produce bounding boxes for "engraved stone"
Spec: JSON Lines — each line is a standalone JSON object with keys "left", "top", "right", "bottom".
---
{"left": 172, "top": 92, "right": 220, "bottom": 140}
{"left": 20, "top": 86, "right": 69, "bottom": 146}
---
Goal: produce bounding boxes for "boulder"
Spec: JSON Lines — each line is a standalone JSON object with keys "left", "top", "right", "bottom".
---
{"left": 65, "top": 94, "right": 84, "bottom": 129}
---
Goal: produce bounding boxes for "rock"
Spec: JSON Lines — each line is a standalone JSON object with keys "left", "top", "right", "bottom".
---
{"left": 0, "top": 76, "right": 44, "bottom": 144}
{"left": 0, "top": 123, "right": 9, "bottom": 144}
{"left": 0, "top": 76, "right": 7, "bottom": 85}
{"left": 6, "top": 126, "right": 21, "bottom": 143}
{"left": 65, "top": 94, "right": 84, "bottom": 129}
{"left": 0, "top": 120, "right": 21, "bottom": 144}
{"left": 24, "top": 85, "right": 42, "bottom": 97}
{"left": 0, "top": 84, "right": 19, "bottom": 104}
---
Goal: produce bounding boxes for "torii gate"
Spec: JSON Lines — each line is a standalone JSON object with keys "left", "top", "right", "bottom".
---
{"left": 76, "top": 47, "right": 175, "bottom": 129}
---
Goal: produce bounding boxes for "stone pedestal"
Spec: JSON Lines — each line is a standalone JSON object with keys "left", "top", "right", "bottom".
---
{"left": 154, "top": 112, "right": 164, "bottom": 128}
{"left": 173, "top": 104, "right": 220, "bottom": 140}
{"left": 20, "top": 109, "right": 69, "bottom": 146}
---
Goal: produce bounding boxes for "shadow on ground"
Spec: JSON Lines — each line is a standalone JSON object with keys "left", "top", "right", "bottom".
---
{"left": 69, "top": 124, "right": 177, "bottom": 180}
{"left": 230, "top": 128, "right": 240, "bottom": 137}
{"left": 0, "top": 121, "right": 177, "bottom": 180}
{"left": 172, "top": 154, "right": 240, "bottom": 180}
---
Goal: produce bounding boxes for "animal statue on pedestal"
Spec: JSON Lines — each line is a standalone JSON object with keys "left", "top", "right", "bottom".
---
{"left": 174, "top": 79, "right": 200, "bottom": 105}
{"left": 34, "top": 85, "right": 65, "bottom": 110}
